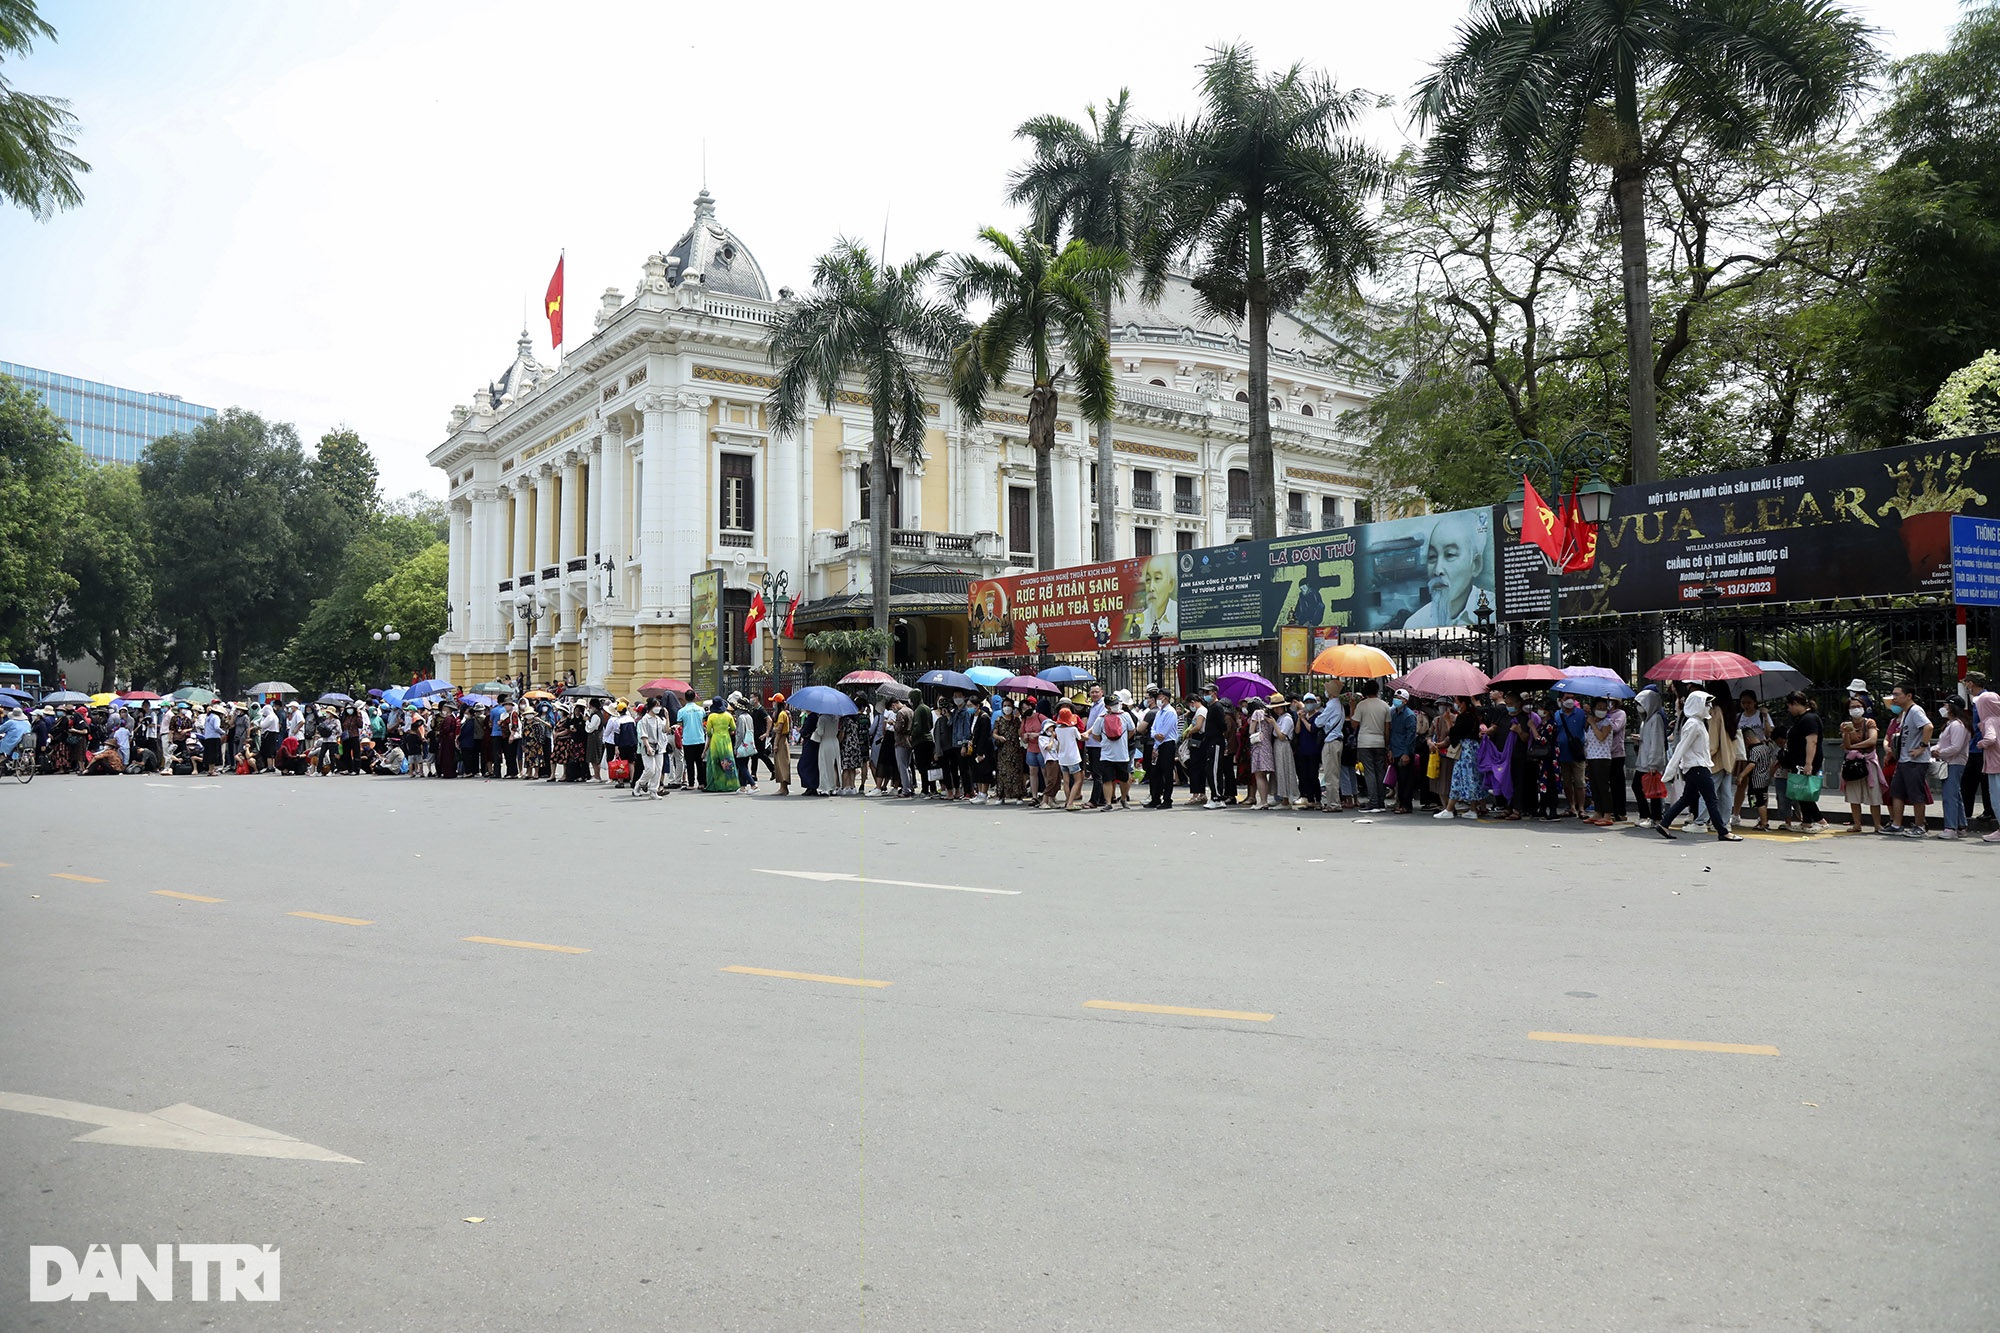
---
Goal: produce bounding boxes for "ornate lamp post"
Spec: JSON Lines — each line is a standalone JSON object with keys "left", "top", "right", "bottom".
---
{"left": 1471, "top": 591, "right": 1496, "bottom": 675}
{"left": 370, "top": 624, "right": 401, "bottom": 688}
{"left": 1504, "top": 431, "right": 1616, "bottom": 669}
{"left": 1149, "top": 627, "right": 1164, "bottom": 696}
{"left": 513, "top": 593, "right": 539, "bottom": 690}
{"left": 760, "top": 569, "right": 791, "bottom": 695}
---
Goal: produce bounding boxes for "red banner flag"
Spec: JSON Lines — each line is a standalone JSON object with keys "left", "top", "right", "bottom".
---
{"left": 1519, "top": 473, "right": 1566, "bottom": 566}
{"left": 544, "top": 253, "right": 564, "bottom": 349}
{"left": 1559, "top": 483, "right": 1599, "bottom": 572}
{"left": 781, "top": 594, "right": 796, "bottom": 640}
{"left": 743, "top": 589, "right": 767, "bottom": 642}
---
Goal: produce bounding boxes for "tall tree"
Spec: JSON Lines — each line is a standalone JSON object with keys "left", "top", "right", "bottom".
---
{"left": 947, "top": 226, "right": 1122, "bottom": 572}
{"left": 1415, "top": 0, "right": 1874, "bottom": 483}
{"left": 140, "top": 409, "right": 346, "bottom": 697}
{"left": 314, "top": 427, "right": 380, "bottom": 523}
{"left": 53, "top": 462, "right": 151, "bottom": 690}
{"left": 0, "top": 373, "right": 84, "bottom": 663}
{"left": 1837, "top": 1, "right": 2000, "bottom": 443}
{"left": 1010, "top": 90, "right": 1143, "bottom": 560}
{"left": 769, "top": 241, "right": 966, "bottom": 660}
{"left": 0, "top": 0, "right": 87, "bottom": 218}
{"left": 1141, "top": 45, "right": 1386, "bottom": 540}
{"left": 365, "top": 541, "right": 449, "bottom": 683}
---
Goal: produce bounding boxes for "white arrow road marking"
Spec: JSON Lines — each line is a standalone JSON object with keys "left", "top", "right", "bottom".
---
{"left": 754, "top": 869, "right": 1020, "bottom": 895}
{"left": 0, "top": 1093, "right": 361, "bottom": 1162}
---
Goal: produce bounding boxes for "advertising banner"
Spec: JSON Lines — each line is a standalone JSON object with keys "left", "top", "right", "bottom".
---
{"left": 968, "top": 554, "right": 1180, "bottom": 659}
{"left": 690, "top": 569, "right": 723, "bottom": 698}
{"left": 1176, "top": 506, "right": 1497, "bottom": 643}
{"left": 1496, "top": 436, "right": 2000, "bottom": 620}
{"left": 1954, "top": 513, "right": 2000, "bottom": 607}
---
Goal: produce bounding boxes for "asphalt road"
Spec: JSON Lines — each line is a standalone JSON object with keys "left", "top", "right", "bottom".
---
{"left": 2, "top": 772, "right": 1995, "bottom": 1331}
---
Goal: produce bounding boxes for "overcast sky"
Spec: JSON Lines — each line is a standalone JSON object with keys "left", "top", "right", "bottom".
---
{"left": 0, "top": 0, "right": 1971, "bottom": 500}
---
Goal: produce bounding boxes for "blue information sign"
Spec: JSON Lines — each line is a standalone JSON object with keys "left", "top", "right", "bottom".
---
{"left": 1952, "top": 514, "right": 2000, "bottom": 606}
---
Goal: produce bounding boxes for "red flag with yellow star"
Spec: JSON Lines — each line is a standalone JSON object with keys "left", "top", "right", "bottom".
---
{"left": 544, "top": 253, "right": 564, "bottom": 349}
{"left": 1559, "top": 483, "right": 1599, "bottom": 571}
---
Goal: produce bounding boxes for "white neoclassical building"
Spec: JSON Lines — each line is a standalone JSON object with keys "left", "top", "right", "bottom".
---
{"left": 426, "top": 189, "right": 1388, "bottom": 693}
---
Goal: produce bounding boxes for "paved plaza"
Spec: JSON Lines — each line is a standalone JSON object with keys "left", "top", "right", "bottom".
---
{"left": 2, "top": 775, "right": 1995, "bottom": 1331}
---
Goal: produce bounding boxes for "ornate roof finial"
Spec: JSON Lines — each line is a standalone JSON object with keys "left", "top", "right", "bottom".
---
{"left": 518, "top": 326, "right": 533, "bottom": 358}
{"left": 693, "top": 187, "right": 716, "bottom": 223}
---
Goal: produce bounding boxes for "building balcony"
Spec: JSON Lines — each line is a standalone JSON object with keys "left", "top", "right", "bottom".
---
{"left": 810, "top": 522, "right": 1009, "bottom": 578}
{"left": 1132, "top": 488, "right": 1160, "bottom": 511}
{"left": 1174, "top": 493, "right": 1201, "bottom": 515}
{"left": 1228, "top": 501, "right": 1252, "bottom": 519}
{"left": 1287, "top": 511, "right": 1311, "bottom": 531}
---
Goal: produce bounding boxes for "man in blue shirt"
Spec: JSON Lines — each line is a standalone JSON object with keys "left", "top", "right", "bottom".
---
{"left": 1555, "top": 695, "right": 1590, "bottom": 817}
{"left": 677, "top": 691, "right": 707, "bottom": 790}
{"left": 1144, "top": 687, "right": 1181, "bottom": 809}
{"left": 1388, "top": 689, "right": 1420, "bottom": 813}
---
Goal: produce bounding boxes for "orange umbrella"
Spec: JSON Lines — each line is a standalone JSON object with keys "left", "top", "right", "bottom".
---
{"left": 1310, "top": 643, "right": 1396, "bottom": 678}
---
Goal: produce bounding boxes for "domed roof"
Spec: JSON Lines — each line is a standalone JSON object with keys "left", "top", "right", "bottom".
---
{"left": 666, "top": 189, "right": 771, "bottom": 301}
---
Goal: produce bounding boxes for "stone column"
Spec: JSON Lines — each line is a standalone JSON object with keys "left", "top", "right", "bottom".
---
{"left": 769, "top": 412, "right": 800, "bottom": 576}
{"left": 510, "top": 480, "right": 534, "bottom": 650}
{"left": 670, "top": 390, "right": 711, "bottom": 616}
{"left": 448, "top": 497, "right": 468, "bottom": 641}
{"left": 600, "top": 418, "right": 627, "bottom": 601}
{"left": 1054, "top": 444, "right": 1085, "bottom": 567}
{"left": 639, "top": 394, "right": 673, "bottom": 611}
{"left": 534, "top": 464, "right": 556, "bottom": 574}
{"left": 559, "top": 454, "right": 581, "bottom": 566}
{"left": 585, "top": 437, "right": 604, "bottom": 567}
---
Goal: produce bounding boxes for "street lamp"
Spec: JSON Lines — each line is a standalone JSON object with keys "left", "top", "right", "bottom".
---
{"left": 1149, "top": 627, "right": 1164, "bottom": 697}
{"left": 1470, "top": 591, "right": 1496, "bottom": 674}
{"left": 1503, "top": 430, "right": 1616, "bottom": 669}
{"left": 760, "top": 569, "right": 792, "bottom": 697}
{"left": 371, "top": 623, "right": 401, "bottom": 688}
{"left": 514, "top": 593, "right": 539, "bottom": 689}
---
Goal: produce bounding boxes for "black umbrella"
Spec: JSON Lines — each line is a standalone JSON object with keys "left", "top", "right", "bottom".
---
{"left": 562, "top": 684, "right": 612, "bottom": 700}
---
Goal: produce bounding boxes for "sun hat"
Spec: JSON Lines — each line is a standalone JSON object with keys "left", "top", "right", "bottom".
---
{"left": 1057, "top": 706, "right": 1076, "bottom": 726}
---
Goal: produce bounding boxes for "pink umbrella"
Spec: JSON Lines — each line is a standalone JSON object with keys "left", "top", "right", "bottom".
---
{"left": 996, "top": 675, "right": 1058, "bottom": 694}
{"left": 1401, "top": 657, "right": 1491, "bottom": 698}
{"left": 1561, "top": 666, "right": 1624, "bottom": 682}
{"left": 1644, "top": 650, "right": 1759, "bottom": 682}
{"left": 1489, "top": 664, "right": 1566, "bottom": 686}
{"left": 838, "top": 670, "right": 898, "bottom": 686}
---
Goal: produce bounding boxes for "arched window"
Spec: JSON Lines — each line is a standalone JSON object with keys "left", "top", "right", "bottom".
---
{"left": 1300, "top": 403, "right": 1314, "bottom": 417}
{"left": 1227, "top": 467, "right": 1250, "bottom": 519}
{"left": 1148, "top": 378, "right": 1166, "bottom": 387}
{"left": 1271, "top": 396, "right": 1283, "bottom": 411}
{"left": 1234, "top": 390, "right": 1250, "bottom": 403}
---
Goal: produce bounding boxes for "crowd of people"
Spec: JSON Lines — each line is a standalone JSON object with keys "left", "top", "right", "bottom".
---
{"left": 8, "top": 669, "right": 1999, "bottom": 844}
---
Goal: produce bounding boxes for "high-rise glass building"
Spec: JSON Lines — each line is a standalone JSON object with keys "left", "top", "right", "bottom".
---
{"left": 0, "top": 359, "right": 218, "bottom": 464}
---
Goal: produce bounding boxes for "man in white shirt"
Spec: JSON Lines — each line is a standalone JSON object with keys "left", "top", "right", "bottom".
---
{"left": 635, "top": 702, "right": 671, "bottom": 799}
{"left": 1351, "top": 681, "right": 1393, "bottom": 811}
{"left": 1885, "top": 682, "right": 1934, "bottom": 837}
{"left": 258, "top": 702, "right": 281, "bottom": 773}
{"left": 1087, "top": 695, "right": 1135, "bottom": 810}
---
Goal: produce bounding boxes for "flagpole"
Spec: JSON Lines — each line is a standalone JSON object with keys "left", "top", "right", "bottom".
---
{"left": 1506, "top": 431, "right": 1617, "bottom": 670}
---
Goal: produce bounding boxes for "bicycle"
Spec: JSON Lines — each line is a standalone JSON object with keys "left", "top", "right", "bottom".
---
{"left": 1, "top": 747, "right": 34, "bottom": 784}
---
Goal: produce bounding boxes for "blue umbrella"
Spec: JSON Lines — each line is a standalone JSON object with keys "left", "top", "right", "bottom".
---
{"left": 1553, "top": 676, "right": 1636, "bottom": 700}
{"left": 406, "top": 679, "right": 453, "bottom": 700}
{"left": 964, "top": 665, "right": 1011, "bottom": 687}
{"left": 788, "top": 685, "right": 860, "bottom": 717}
{"left": 1041, "top": 664, "right": 1095, "bottom": 684}
{"left": 317, "top": 692, "right": 354, "bottom": 705}
{"left": 380, "top": 686, "right": 407, "bottom": 708}
{"left": 917, "top": 669, "right": 976, "bottom": 691}
{"left": 43, "top": 690, "right": 91, "bottom": 705}
{"left": 458, "top": 693, "right": 497, "bottom": 708}
{"left": 0, "top": 687, "right": 32, "bottom": 706}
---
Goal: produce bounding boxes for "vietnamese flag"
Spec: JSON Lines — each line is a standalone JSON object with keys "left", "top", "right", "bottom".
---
{"left": 1520, "top": 473, "right": 1567, "bottom": 566}
{"left": 781, "top": 595, "right": 797, "bottom": 640}
{"left": 544, "top": 253, "right": 564, "bottom": 349}
{"left": 1559, "top": 483, "right": 1599, "bottom": 572}
{"left": 744, "top": 588, "right": 767, "bottom": 642}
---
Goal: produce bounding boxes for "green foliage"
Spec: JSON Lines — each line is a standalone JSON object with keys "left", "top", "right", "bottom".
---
{"left": 1922, "top": 349, "right": 2000, "bottom": 438}
{"left": 365, "top": 541, "right": 448, "bottom": 683}
{"left": 947, "top": 224, "right": 1123, "bottom": 568}
{"left": 140, "top": 408, "right": 352, "bottom": 698}
{"left": 277, "top": 512, "right": 439, "bottom": 692}
{"left": 384, "top": 489, "right": 449, "bottom": 542}
{"left": 804, "top": 628, "right": 891, "bottom": 685}
{"left": 1142, "top": 44, "right": 1386, "bottom": 537}
{"left": 0, "top": 0, "right": 88, "bottom": 218}
{"left": 314, "top": 427, "right": 379, "bottom": 522}
{"left": 1415, "top": 0, "right": 1877, "bottom": 482}
{"left": 1751, "top": 622, "right": 1910, "bottom": 696}
{"left": 52, "top": 462, "right": 150, "bottom": 690}
{"left": 0, "top": 373, "right": 84, "bottom": 661}
{"left": 769, "top": 241, "right": 968, "bottom": 647}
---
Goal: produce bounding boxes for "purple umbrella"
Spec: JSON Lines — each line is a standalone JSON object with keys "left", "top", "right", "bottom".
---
{"left": 1212, "top": 671, "right": 1277, "bottom": 703}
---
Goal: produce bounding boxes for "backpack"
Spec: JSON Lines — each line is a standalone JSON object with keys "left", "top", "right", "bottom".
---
{"left": 1103, "top": 711, "right": 1124, "bottom": 741}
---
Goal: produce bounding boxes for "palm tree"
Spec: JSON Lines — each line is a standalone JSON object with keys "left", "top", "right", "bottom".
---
{"left": 947, "top": 225, "right": 1123, "bottom": 571}
{"left": 769, "top": 240, "right": 966, "bottom": 662}
{"left": 0, "top": 0, "right": 89, "bottom": 218}
{"left": 1415, "top": 0, "right": 1874, "bottom": 484}
{"left": 1010, "top": 90, "right": 1143, "bottom": 560}
{"left": 1140, "top": 45, "right": 1386, "bottom": 542}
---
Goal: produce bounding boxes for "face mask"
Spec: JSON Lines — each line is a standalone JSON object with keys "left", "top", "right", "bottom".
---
{"left": 1507, "top": 706, "right": 1519, "bottom": 716}
{"left": 1888, "top": 703, "right": 1904, "bottom": 715}
{"left": 1849, "top": 707, "right": 1865, "bottom": 719}
{"left": 1593, "top": 707, "right": 1607, "bottom": 718}
{"left": 1392, "top": 699, "right": 1404, "bottom": 710}
{"left": 1563, "top": 699, "right": 1579, "bottom": 711}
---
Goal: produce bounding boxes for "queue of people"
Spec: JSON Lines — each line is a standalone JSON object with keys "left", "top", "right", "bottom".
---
{"left": 11, "top": 669, "right": 1997, "bottom": 846}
